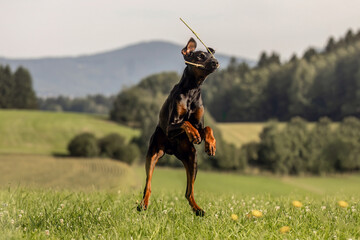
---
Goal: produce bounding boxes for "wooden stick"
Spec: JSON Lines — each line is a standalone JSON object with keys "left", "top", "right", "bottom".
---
{"left": 180, "top": 18, "right": 214, "bottom": 57}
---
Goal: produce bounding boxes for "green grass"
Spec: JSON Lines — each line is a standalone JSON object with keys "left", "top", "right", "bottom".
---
{"left": 0, "top": 111, "right": 357, "bottom": 239}
{"left": 0, "top": 154, "right": 359, "bottom": 239}
{"left": 0, "top": 110, "right": 139, "bottom": 155}
{"left": 0, "top": 186, "right": 359, "bottom": 239}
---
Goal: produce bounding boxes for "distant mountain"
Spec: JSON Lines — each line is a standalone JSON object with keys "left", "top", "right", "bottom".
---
{"left": 0, "top": 41, "right": 254, "bottom": 97}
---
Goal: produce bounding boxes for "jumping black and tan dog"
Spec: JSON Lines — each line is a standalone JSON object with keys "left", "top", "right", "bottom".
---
{"left": 137, "top": 38, "right": 219, "bottom": 216}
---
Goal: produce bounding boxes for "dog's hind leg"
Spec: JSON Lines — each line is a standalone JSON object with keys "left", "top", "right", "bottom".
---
{"left": 137, "top": 127, "right": 165, "bottom": 211}
{"left": 175, "top": 139, "right": 205, "bottom": 216}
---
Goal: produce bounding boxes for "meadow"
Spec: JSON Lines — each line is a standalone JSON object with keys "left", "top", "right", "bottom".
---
{"left": 0, "top": 111, "right": 359, "bottom": 239}
{"left": 0, "top": 154, "right": 359, "bottom": 239}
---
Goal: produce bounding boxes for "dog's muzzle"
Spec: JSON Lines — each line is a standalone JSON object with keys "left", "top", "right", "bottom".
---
{"left": 206, "top": 59, "right": 219, "bottom": 71}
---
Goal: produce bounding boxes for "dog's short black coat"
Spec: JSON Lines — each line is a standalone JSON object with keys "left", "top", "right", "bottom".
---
{"left": 138, "top": 38, "right": 219, "bottom": 216}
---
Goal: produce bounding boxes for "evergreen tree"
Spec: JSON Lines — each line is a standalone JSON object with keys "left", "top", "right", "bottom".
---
{"left": 0, "top": 65, "right": 14, "bottom": 108}
{"left": 325, "top": 37, "right": 336, "bottom": 52}
{"left": 257, "top": 52, "right": 268, "bottom": 68}
{"left": 12, "top": 66, "right": 37, "bottom": 109}
{"left": 268, "top": 52, "right": 281, "bottom": 65}
{"left": 303, "top": 47, "right": 317, "bottom": 61}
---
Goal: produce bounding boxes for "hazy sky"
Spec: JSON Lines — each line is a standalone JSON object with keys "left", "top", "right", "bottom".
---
{"left": 1, "top": 0, "right": 360, "bottom": 60}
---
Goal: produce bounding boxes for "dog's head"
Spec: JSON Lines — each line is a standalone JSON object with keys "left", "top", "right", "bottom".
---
{"left": 181, "top": 38, "right": 219, "bottom": 75}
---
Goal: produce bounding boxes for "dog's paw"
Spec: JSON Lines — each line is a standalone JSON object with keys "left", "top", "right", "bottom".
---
{"left": 137, "top": 202, "right": 147, "bottom": 212}
{"left": 205, "top": 139, "right": 216, "bottom": 156}
{"left": 195, "top": 209, "right": 205, "bottom": 217}
{"left": 186, "top": 128, "right": 201, "bottom": 144}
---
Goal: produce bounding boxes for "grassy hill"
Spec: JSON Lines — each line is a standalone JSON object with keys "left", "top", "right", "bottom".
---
{"left": 0, "top": 110, "right": 139, "bottom": 154}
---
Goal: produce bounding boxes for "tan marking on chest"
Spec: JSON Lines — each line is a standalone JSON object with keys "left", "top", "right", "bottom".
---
{"left": 177, "top": 102, "right": 187, "bottom": 117}
{"left": 193, "top": 106, "right": 204, "bottom": 122}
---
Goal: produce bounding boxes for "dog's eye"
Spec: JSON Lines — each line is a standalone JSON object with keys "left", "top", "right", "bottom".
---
{"left": 197, "top": 53, "right": 206, "bottom": 60}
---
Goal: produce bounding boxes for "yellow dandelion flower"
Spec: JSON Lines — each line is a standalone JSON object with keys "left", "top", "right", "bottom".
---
{"left": 279, "top": 226, "right": 290, "bottom": 234}
{"left": 251, "top": 210, "right": 263, "bottom": 218}
{"left": 231, "top": 213, "right": 238, "bottom": 221}
{"left": 337, "top": 201, "right": 349, "bottom": 208}
{"left": 292, "top": 200, "right": 303, "bottom": 208}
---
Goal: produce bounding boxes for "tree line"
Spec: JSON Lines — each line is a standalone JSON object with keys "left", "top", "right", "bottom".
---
{"left": 0, "top": 65, "right": 37, "bottom": 109}
{"left": 243, "top": 116, "right": 360, "bottom": 175}
{"left": 203, "top": 29, "right": 360, "bottom": 122}
{"left": 38, "top": 95, "right": 115, "bottom": 114}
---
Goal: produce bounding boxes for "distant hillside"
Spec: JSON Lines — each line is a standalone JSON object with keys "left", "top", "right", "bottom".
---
{"left": 0, "top": 110, "right": 139, "bottom": 154}
{"left": 0, "top": 41, "right": 253, "bottom": 97}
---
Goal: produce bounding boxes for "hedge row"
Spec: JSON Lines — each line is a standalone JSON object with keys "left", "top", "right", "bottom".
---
{"left": 67, "top": 133, "right": 140, "bottom": 164}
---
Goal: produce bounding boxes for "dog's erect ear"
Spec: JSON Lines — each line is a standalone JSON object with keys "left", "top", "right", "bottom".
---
{"left": 181, "top": 38, "right": 197, "bottom": 57}
{"left": 208, "top": 48, "right": 215, "bottom": 54}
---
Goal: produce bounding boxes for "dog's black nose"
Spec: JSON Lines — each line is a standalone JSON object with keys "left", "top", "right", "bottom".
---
{"left": 211, "top": 59, "right": 219, "bottom": 68}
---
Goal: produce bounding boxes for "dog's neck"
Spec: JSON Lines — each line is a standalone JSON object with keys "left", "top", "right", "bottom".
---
{"left": 179, "top": 66, "right": 207, "bottom": 90}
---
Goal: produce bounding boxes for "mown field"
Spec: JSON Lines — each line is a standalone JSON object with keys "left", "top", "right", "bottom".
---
{"left": 217, "top": 122, "right": 338, "bottom": 147}
{"left": 0, "top": 154, "right": 359, "bottom": 239}
{"left": 217, "top": 123, "right": 268, "bottom": 147}
{"left": 0, "top": 110, "right": 139, "bottom": 155}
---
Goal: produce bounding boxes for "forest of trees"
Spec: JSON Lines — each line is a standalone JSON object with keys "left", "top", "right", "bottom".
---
{"left": 246, "top": 116, "right": 360, "bottom": 174}
{"left": 0, "top": 65, "right": 37, "bottom": 109}
{"left": 38, "top": 95, "right": 115, "bottom": 114}
{"left": 203, "top": 29, "right": 360, "bottom": 122}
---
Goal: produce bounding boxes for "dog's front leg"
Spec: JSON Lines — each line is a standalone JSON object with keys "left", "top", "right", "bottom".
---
{"left": 167, "top": 121, "right": 201, "bottom": 144}
{"left": 200, "top": 126, "right": 216, "bottom": 156}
